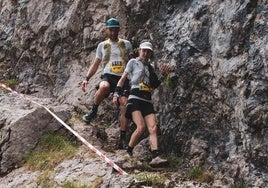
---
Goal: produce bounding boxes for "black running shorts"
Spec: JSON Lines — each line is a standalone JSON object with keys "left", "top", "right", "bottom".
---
{"left": 125, "top": 98, "right": 155, "bottom": 119}
{"left": 101, "top": 73, "right": 130, "bottom": 97}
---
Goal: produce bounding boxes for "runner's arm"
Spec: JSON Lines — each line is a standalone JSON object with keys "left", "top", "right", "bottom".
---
{"left": 85, "top": 58, "right": 102, "bottom": 80}
{"left": 113, "top": 71, "right": 128, "bottom": 105}
{"left": 81, "top": 58, "right": 101, "bottom": 92}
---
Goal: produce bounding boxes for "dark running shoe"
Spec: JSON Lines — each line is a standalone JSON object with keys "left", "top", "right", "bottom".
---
{"left": 127, "top": 150, "right": 133, "bottom": 157}
{"left": 126, "top": 147, "right": 133, "bottom": 156}
{"left": 82, "top": 109, "right": 97, "bottom": 123}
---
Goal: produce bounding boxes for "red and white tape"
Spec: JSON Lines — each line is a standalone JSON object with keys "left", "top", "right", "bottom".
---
{"left": 0, "top": 82, "right": 128, "bottom": 175}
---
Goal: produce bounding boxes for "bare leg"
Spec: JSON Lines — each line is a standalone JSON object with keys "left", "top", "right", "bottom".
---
{"left": 93, "top": 81, "right": 110, "bottom": 105}
{"left": 117, "top": 96, "right": 129, "bottom": 149}
{"left": 144, "top": 114, "right": 158, "bottom": 151}
{"left": 144, "top": 114, "right": 168, "bottom": 167}
{"left": 128, "top": 110, "right": 146, "bottom": 147}
{"left": 82, "top": 81, "right": 110, "bottom": 123}
{"left": 119, "top": 96, "right": 128, "bottom": 131}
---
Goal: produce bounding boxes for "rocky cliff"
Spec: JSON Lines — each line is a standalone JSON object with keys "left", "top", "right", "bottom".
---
{"left": 0, "top": 0, "right": 267, "bottom": 187}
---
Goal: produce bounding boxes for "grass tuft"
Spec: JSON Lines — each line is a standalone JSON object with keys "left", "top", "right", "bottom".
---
{"left": 25, "top": 133, "right": 77, "bottom": 171}
{"left": 63, "top": 181, "right": 91, "bottom": 188}
{"left": 135, "top": 172, "right": 167, "bottom": 187}
{"left": 186, "top": 166, "right": 214, "bottom": 183}
{"left": 1, "top": 79, "right": 17, "bottom": 92}
{"left": 167, "top": 155, "right": 182, "bottom": 171}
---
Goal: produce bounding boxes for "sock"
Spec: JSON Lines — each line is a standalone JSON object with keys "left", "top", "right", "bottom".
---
{"left": 151, "top": 150, "right": 160, "bottom": 158}
{"left": 92, "top": 104, "right": 98, "bottom": 112}
{"left": 120, "top": 130, "right": 126, "bottom": 140}
{"left": 127, "top": 146, "right": 133, "bottom": 154}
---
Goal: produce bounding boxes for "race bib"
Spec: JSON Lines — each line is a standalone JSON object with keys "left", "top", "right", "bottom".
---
{"left": 109, "top": 61, "right": 125, "bottom": 73}
{"left": 139, "top": 82, "right": 153, "bottom": 92}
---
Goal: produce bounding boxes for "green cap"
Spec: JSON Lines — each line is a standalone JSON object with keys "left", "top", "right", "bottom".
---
{"left": 106, "top": 18, "right": 120, "bottom": 28}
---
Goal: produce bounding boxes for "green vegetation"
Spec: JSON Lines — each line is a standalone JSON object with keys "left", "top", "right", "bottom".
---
{"left": 25, "top": 133, "right": 77, "bottom": 171}
{"left": 61, "top": 177, "right": 103, "bottom": 188}
{"left": 1, "top": 79, "right": 17, "bottom": 92}
{"left": 25, "top": 133, "right": 78, "bottom": 187}
{"left": 234, "top": 181, "right": 245, "bottom": 188}
{"left": 186, "top": 166, "right": 214, "bottom": 183}
{"left": 62, "top": 181, "right": 91, "bottom": 188}
{"left": 165, "top": 74, "right": 178, "bottom": 89}
{"left": 68, "top": 113, "right": 86, "bottom": 127}
{"left": 167, "top": 155, "right": 182, "bottom": 171}
{"left": 133, "top": 48, "right": 138, "bottom": 56}
{"left": 91, "top": 177, "right": 103, "bottom": 188}
{"left": 0, "top": 63, "right": 8, "bottom": 73}
{"left": 135, "top": 172, "right": 167, "bottom": 187}
{"left": 36, "top": 171, "right": 54, "bottom": 187}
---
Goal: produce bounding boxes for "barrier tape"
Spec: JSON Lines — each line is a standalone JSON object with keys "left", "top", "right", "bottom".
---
{"left": 0, "top": 82, "right": 128, "bottom": 176}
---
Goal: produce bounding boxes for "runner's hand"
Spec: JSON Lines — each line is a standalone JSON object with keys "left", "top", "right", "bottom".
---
{"left": 160, "top": 64, "right": 171, "bottom": 76}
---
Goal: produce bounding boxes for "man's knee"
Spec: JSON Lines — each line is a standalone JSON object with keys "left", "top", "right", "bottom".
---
{"left": 98, "top": 82, "right": 110, "bottom": 94}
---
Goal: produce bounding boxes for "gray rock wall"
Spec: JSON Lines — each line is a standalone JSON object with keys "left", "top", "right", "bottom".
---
{"left": 0, "top": 0, "right": 267, "bottom": 186}
{"left": 152, "top": 0, "right": 268, "bottom": 186}
{"left": 0, "top": 94, "right": 71, "bottom": 174}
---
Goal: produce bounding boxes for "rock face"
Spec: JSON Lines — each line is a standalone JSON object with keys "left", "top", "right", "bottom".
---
{"left": 0, "top": 0, "right": 267, "bottom": 187}
{"left": 0, "top": 94, "right": 71, "bottom": 175}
